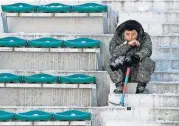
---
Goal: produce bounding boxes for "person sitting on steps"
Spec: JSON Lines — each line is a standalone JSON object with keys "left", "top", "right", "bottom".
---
{"left": 107, "top": 20, "right": 155, "bottom": 94}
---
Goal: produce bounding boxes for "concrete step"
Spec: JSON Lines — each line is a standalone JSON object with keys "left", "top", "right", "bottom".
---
{"left": 152, "top": 70, "right": 179, "bottom": 82}
{"left": 153, "top": 46, "right": 179, "bottom": 59}
{"left": 1, "top": 106, "right": 179, "bottom": 122}
{"left": 154, "top": 59, "right": 179, "bottom": 71}
{"left": 147, "top": 82, "right": 179, "bottom": 94}
{"left": 108, "top": 94, "right": 179, "bottom": 107}
{"left": 118, "top": 11, "right": 179, "bottom": 23}
{"left": 103, "top": 121, "right": 179, "bottom": 126}
{"left": 106, "top": 0, "right": 179, "bottom": 12}
{"left": 110, "top": 81, "right": 179, "bottom": 94}
{"left": 0, "top": 70, "right": 110, "bottom": 107}
{"left": 142, "top": 23, "right": 179, "bottom": 35}
{"left": 97, "top": 107, "right": 179, "bottom": 122}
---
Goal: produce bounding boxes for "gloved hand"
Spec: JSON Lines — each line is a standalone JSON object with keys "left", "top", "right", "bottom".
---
{"left": 110, "top": 62, "right": 123, "bottom": 71}
{"left": 124, "top": 54, "right": 140, "bottom": 67}
{"left": 110, "top": 57, "right": 125, "bottom": 71}
{"left": 131, "top": 54, "right": 140, "bottom": 64}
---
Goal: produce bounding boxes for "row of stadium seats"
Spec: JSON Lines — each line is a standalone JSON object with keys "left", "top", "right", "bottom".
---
{"left": 0, "top": 110, "right": 91, "bottom": 121}
{"left": 0, "top": 73, "right": 96, "bottom": 84}
{"left": 0, "top": 37, "right": 100, "bottom": 48}
{"left": 2, "top": 3, "right": 107, "bottom": 13}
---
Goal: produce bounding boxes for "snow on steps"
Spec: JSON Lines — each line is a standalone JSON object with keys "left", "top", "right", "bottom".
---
{"left": 103, "top": 120, "right": 179, "bottom": 126}
{"left": 108, "top": 94, "right": 179, "bottom": 107}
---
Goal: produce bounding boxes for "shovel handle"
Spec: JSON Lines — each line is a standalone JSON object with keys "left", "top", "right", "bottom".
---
{"left": 123, "top": 67, "right": 131, "bottom": 93}
{"left": 120, "top": 67, "right": 131, "bottom": 106}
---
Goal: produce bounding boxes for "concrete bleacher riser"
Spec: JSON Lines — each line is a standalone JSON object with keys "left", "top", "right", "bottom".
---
{"left": 0, "top": 51, "right": 98, "bottom": 71}
{"left": 147, "top": 82, "right": 179, "bottom": 94}
{"left": 7, "top": 16, "right": 104, "bottom": 34}
{"left": 0, "top": 70, "right": 110, "bottom": 107}
{"left": 154, "top": 48, "right": 179, "bottom": 60}
{"left": 151, "top": 71, "right": 179, "bottom": 82}
{"left": 155, "top": 59, "right": 179, "bottom": 70}
{"left": 0, "top": 87, "right": 93, "bottom": 106}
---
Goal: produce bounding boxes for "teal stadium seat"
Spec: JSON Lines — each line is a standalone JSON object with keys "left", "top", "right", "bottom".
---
{"left": 28, "top": 37, "right": 63, "bottom": 48}
{"left": 60, "top": 74, "right": 96, "bottom": 84}
{"left": 15, "top": 110, "right": 52, "bottom": 121}
{"left": 0, "top": 37, "right": 26, "bottom": 47}
{"left": 0, "top": 73, "right": 22, "bottom": 83}
{"left": 0, "top": 111, "right": 15, "bottom": 121}
{"left": 2, "top": 3, "right": 36, "bottom": 13}
{"left": 54, "top": 110, "right": 91, "bottom": 121}
{"left": 23, "top": 74, "right": 57, "bottom": 83}
{"left": 37, "top": 3, "right": 71, "bottom": 13}
{"left": 72, "top": 3, "right": 107, "bottom": 13}
{"left": 65, "top": 38, "right": 100, "bottom": 48}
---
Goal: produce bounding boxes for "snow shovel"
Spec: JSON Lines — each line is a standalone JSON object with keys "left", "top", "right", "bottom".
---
{"left": 108, "top": 67, "right": 131, "bottom": 106}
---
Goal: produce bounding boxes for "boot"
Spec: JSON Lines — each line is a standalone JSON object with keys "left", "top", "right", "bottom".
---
{"left": 114, "top": 82, "right": 123, "bottom": 94}
{"left": 136, "top": 82, "right": 149, "bottom": 94}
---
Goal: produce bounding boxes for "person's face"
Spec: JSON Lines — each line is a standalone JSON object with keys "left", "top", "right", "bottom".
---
{"left": 124, "top": 30, "right": 138, "bottom": 41}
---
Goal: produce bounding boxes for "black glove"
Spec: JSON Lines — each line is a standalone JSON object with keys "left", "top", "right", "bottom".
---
{"left": 124, "top": 54, "right": 140, "bottom": 67}
{"left": 124, "top": 56, "right": 132, "bottom": 67}
{"left": 110, "top": 57, "right": 125, "bottom": 71}
{"left": 131, "top": 54, "right": 140, "bottom": 64}
{"left": 110, "top": 62, "right": 123, "bottom": 71}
